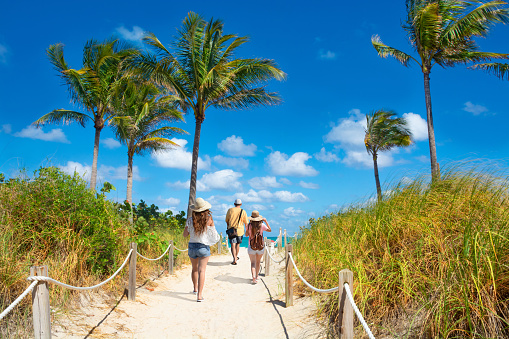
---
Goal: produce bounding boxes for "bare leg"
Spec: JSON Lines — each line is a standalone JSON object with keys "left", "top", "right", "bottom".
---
{"left": 197, "top": 256, "right": 210, "bottom": 300}
{"left": 190, "top": 257, "right": 199, "bottom": 293}
{"left": 249, "top": 253, "right": 257, "bottom": 283}
{"left": 231, "top": 241, "right": 238, "bottom": 263}
{"left": 255, "top": 253, "right": 263, "bottom": 281}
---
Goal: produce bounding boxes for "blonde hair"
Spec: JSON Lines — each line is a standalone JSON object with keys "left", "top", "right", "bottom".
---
{"left": 192, "top": 210, "right": 212, "bottom": 235}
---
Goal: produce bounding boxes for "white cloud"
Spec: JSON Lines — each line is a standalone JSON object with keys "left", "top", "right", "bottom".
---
{"left": 318, "top": 49, "right": 337, "bottom": 60}
{"left": 299, "top": 181, "right": 319, "bottom": 189}
{"left": 283, "top": 207, "right": 305, "bottom": 217}
{"left": 168, "top": 169, "right": 242, "bottom": 192}
{"left": 58, "top": 161, "right": 142, "bottom": 182}
{"left": 101, "top": 137, "right": 122, "bottom": 149}
{"left": 14, "top": 126, "right": 70, "bottom": 143}
{"left": 213, "top": 155, "right": 249, "bottom": 169}
{"left": 463, "top": 101, "right": 488, "bottom": 116}
{"left": 159, "top": 197, "right": 181, "bottom": 206}
{"left": 342, "top": 150, "right": 395, "bottom": 168}
{"left": 402, "top": 112, "right": 428, "bottom": 141}
{"left": 233, "top": 189, "right": 309, "bottom": 203}
{"left": 1, "top": 124, "right": 12, "bottom": 134}
{"left": 249, "top": 204, "right": 275, "bottom": 211}
{"left": 116, "top": 25, "right": 145, "bottom": 41}
{"left": 314, "top": 147, "right": 339, "bottom": 162}
{"left": 152, "top": 138, "right": 211, "bottom": 171}
{"left": 248, "top": 176, "right": 283, "bottom": 189}
{"left": 279, "top": 178, "right": 292, "bottom": 185}
{"left": 266, "top": 151, "right": 318, "bottom": 177}
{"left": 0, "top": 44, "right": 8, "bottom": 64}
{"left": 218, "top": 135, "right": 257, "bottom": 157}
{"left": 325, "top": 109, "right": 366, "bottom": 146}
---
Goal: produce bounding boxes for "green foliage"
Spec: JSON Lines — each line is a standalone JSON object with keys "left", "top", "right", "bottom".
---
{"left": 295, "top": 163, "right": 509, "bottom": 338}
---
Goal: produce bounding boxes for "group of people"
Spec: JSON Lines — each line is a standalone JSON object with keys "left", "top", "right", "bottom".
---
{"left": 183, "top": 198, "right": 271, "bottom": 302}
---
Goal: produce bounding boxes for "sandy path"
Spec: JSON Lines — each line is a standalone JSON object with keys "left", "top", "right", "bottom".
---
{"left": 52, "top": 248, "right": 325, "bottom": 339}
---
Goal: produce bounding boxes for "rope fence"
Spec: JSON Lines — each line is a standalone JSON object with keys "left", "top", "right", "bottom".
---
{"left": 0, "top": 234, "right": 223, "bottom": 339}
{"left": 281, "top": 243, "right": 375, "bottom": 339}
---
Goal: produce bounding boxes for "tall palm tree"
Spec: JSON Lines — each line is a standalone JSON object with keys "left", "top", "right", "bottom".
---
{"left": 33, "top": 39, "right": 139, "bottom": 190}
{"left": 110, "top": 80, "right": 186, "bottom": 206}
{"left": 471, "top": 61, "right": 509, "bottom": 78}
{"left": 372, "top": 0, "right": 509, "bottom": 181}
{"left": 365, "top": 110, "right": 412, "bottom": 200}
{"left": 131, "top": 12, "right": 286, "bottom": 212}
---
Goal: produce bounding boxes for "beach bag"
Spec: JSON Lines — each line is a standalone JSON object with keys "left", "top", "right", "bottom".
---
{"left": 203, "top": 226, "right": 220, "bottom": 246}
{"left": 226, "top": 209, "right": 243, "bottom": 239}
{"left": 249, "top": 227, "right": 264, "bottom": 251}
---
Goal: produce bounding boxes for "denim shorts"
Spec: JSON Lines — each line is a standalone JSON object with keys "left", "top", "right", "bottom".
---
{"left": 188, "top": 242, "right": 211, "bottom": 259}
{"left": 229, "top": 235, "right": 243, "bottom": 245}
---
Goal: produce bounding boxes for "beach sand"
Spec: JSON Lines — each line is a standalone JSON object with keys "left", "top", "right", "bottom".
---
{"left": 52, "top": 247, "right": 325, "bottom": 338}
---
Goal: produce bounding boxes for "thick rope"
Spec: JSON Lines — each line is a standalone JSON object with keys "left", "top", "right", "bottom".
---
{"left": 288, "top": 253, "right": 339, "bottom": 293}
{"left": 266, "top": 248, "right": 285, "bottom": 264}
{"left": 173, "top": 246, "right": 188, "bottom": 252}
{"left": 0, "top": 281, "right": 38, "bottom": 320}
{"left": 27, "top": 249, "right": 133, "bottom": 291}
{"left": 344, "top": 283, "right": 376, "bottom": 339}
{"left": 137, "top": 242, "right": 172, "bottom": 261}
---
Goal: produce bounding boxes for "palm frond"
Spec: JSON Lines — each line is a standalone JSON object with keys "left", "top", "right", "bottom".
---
{"left": 32, "top": 110, "right": 91, "bottom": 127}
{"left": 371, "top": 35, "right": 417, "bottom": 67}
{"left": 470, "top": 62, "right": 509, "bottom": 80}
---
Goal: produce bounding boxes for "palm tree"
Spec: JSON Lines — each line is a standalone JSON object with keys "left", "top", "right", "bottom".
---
{"left": 131, "top": 12, "right": 286, "bottom": 212}
{"left": 372, "top": 0, "right": 509, "bottom": 181}
{"left": 110, "top": 80, "right": 186, "bottom": 206}
{"left": 471, "top": 61, "right": 509, "bottom": 78}
{"left": 33, "top": 39, "right": 139, "bottom": 190}
{"left": 364, "top": 110, "right": 412, "bottom": 200}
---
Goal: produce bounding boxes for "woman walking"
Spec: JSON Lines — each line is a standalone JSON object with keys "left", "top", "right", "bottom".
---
{"left": 246, "top": 210, "right": 271, "bottom": 284}
{"left": 183, "top": 198, "right": 218, "bottom": 302}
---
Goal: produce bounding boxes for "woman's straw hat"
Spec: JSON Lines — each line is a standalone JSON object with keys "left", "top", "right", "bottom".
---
{"left": 249, "top": 210, "right": 263, "bottom": 221}
{"left": 190, "top": 198, "right": 211, "bottom": 212}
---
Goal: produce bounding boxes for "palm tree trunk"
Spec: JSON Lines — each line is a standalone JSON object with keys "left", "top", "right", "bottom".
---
{"left": 127, "top": 150, "right": 134, "bottom": 224}
{"left": 423, "top": 71, "right": 440, "bottom": 181}
{"left": 373, "top": 153, "right": 382, "bottom": 201}
{"left": 90, "top": 126, "right": 102, "bottom": 190}
{"left": 187, "top": 119, "right": 203, "bottom": 216}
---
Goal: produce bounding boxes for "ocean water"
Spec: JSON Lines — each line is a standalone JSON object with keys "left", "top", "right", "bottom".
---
{"left": 224, "top": 236, "right": 292, "bottom": 248}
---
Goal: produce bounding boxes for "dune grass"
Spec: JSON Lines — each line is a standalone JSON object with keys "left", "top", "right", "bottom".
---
{"left": 0, "top": 167, "right": 189, "bottom": 338}
{"left": 293, "top": 163, "right": 509, "bottom": 338}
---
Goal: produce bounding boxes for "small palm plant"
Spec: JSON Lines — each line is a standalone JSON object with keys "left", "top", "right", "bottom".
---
{"left": 34, "top": 39, "right": 139, "bottom": 190}
{"left": 372, "top": 0, "right": 509, "bottom": 181}
{"left": 365, "top": 110, "right": 412, "bottom": 201}
{"left": 110, "top": 80, "right": 187, "bottom": 208}
{"left": 131, "top": 12, "right": 286, "bottom": 212}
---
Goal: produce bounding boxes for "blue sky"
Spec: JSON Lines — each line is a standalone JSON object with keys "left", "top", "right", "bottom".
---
{"left": 1, "top": 1, "right": 509, "bottom": 235}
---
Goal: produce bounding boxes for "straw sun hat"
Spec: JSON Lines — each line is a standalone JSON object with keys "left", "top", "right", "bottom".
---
{"left": 190, "top": 198, "right": 211, "bottom": 212}
{"left": 249, "top": 210, "right": 263, "bottom": 221}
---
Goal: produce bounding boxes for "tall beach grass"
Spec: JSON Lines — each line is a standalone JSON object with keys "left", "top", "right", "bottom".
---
{"left": 294, "top": 162, "right": 509, "bottom": 338}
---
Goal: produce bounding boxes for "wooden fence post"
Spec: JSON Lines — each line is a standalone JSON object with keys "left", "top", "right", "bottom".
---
{"left": 264, "top": 238, "right": 270, "bottom": 276}
{"left": 338, "top": 269, "right": 354, "bottom": 339}
{"left": 278, "top": 227, "right": 282, "bottom": 252}
{"left": 168, "top": 240, "right": 174, "bottom": 275}
{"left": 218, "top": 233, "right": 222, "bottom": 254}
{"left": 128, "top": 242, "right": 137, "bottom": 301}
{"left": 31, "top": 266, "right": 51, "bottom": 339}
{"left": 285, "top": 244, "right": 293, "bottom": 307}
{"left": 284, "top": 229, "right": 287, "bottom": 249}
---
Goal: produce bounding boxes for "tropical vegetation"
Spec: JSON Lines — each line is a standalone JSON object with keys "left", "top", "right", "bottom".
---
{"left": 131, "top": 12, "right": 286, "bottom": 212}
{"left": 295, "top": 163, "right": 509, "bottom": 338}
{"left": 372, "top": 0, "right": 509, "bottom": 181}
{"left": 364, "top": 110, "right": 412, "bottom": 200}
{"left": 33, "top": 39, "right": 140, "bottom": 190}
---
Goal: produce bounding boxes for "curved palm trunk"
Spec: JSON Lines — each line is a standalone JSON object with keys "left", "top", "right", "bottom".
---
{"left": 127, "top": 149, "right": 134, "bottom": 224}
{"left": 372, "top": 153, "right": 382, "bottom": 201}
{"left": 90, "top": 126, "right": 102, "bottom": 190}
{"left": 423, "top": 72, "right": 440, "bottom": 181}
{"left": 187, "top": 119, "right": 203, "bottom": 216}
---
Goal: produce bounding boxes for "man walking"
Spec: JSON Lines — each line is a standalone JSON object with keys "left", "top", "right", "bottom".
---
{"left": 225, "top": 198, "right": 248, "bottom": 265}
